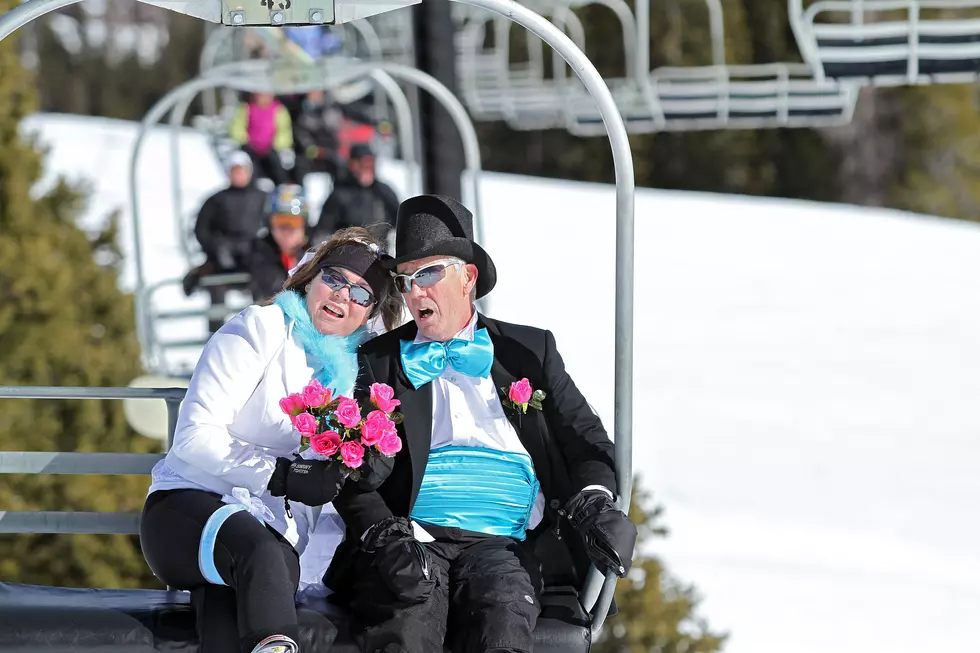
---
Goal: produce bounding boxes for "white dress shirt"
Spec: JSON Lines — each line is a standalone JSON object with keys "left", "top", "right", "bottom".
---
{"left": 415, "top": 311, "right": 547, "bottom": 530}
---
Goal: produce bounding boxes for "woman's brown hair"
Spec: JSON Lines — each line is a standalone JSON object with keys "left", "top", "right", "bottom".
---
{"left": 266, "top": 226, "right": 403, "bottom": 332}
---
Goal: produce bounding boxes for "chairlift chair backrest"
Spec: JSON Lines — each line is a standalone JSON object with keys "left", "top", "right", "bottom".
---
{"left": 789, "top": 0, "right": 980, "bottom": 86}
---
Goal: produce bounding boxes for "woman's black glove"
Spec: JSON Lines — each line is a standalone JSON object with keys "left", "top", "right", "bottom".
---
{"left": 268, "top": 456, "right": 346, "bottom": 506}
{"left": 355, "top": 452, "right": 395, "bottom": 492}
{"left": 564, "top": 489, "right": 637, "bottom": 578}
{"left": 360, "top": 516, "right": 435, "bottom": 605}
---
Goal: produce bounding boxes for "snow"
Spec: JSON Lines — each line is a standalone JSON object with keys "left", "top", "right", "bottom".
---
{"left": 21, "top": 112, "right": 980, "bottom": 653}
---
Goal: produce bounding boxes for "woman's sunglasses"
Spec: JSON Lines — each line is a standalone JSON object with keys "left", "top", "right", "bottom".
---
{"left": 393, "top": 260, "right": 462, "bottom": 294}
{"left": 320, "top": 268, "right": 376, "bottom": 307}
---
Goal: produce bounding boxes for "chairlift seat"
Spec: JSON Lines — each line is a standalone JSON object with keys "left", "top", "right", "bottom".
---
{"left": 565, "top": 63, "right": 857, "bottom": 136}
{"left": 792, "top": 0, "right": 980, "bottom": 85}
{"left": 0, "top": 582, "right": 591, "bottom": 653}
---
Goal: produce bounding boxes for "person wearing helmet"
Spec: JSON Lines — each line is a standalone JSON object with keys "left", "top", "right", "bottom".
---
{"left": 310, "top": 143, "right": 399, "bottom": 248}
{"left": 248, "top": 184, "right": 310, "bottom": 302}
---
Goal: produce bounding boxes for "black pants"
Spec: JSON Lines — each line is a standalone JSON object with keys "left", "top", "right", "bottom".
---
{"left": 243, "top": 146, "right": 291, "bottom": 186}
{"left": 140, "top": 489, "right": 301, "bottom": 653}
{"left": 349, "top": 525, "right": 543, "bottom": 653}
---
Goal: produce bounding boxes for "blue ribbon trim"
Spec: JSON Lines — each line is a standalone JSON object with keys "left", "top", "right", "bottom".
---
{"left": 198, "top": 504, "right": 248, "bottom": 586}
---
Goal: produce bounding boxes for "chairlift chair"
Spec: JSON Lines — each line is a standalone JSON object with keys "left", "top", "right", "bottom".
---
{"left": 790, "top": 0, "right": 980, "bottom": 86}
{"left": 455, "top": 0, "right": 627, "bottom": 132}
{"left": 0, "top": 0, "right": 634, "bottom": 649}
{"left": 456, "top": 12, "right": 579, "bottom": 129}
{"left": 564, "top": 0, "right": 859, "bottom": 135}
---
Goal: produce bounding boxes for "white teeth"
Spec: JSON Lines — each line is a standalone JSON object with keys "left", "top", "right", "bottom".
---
{"left": 323, "top": 305, "right": 344, "bottom": 318}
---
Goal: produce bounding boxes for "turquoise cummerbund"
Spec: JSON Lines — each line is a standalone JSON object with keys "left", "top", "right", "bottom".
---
{"left": 410, "top": 445, "right": 540, "bottom": 541}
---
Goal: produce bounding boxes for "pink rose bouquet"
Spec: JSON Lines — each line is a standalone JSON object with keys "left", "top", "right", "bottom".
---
{"left": 280, "top": 380, "right": 404, "bottom": 480}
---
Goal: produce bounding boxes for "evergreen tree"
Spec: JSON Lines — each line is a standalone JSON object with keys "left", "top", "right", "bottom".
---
{"left": 593, "top": 479, "right": 727, "bottom": 653}
{"left": 0, "top": 0, "right": 160, "bottom": 589}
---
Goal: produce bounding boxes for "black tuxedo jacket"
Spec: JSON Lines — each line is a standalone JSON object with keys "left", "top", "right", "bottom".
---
{"left": 331, "top": 314, "right": 618, "bottom": 589}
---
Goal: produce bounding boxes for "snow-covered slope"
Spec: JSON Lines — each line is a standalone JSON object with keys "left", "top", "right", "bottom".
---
{"left": 21, "top": 112, "right": 980, "bottom": 653}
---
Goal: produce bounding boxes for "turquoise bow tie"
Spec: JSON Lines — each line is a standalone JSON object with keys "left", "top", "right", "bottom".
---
{"left": 400, "top": 328, "right": 495, "bottom": 389}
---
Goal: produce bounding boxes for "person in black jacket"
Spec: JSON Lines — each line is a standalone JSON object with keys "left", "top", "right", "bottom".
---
{"left": 183, "top": 151, "right": 269, "bottom": 333}
{"left": 310, "top": 143, "right": 399, "bottom": 248}
{"left": 326, "top": 195, "right": 637, "bottom": 653}
{"left": 292, "top": 90, "right": 344, "bottom": 182}
{"left": 248, "top": 184, "right": 310, "bottom": 303}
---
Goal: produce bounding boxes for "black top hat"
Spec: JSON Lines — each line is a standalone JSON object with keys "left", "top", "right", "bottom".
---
{"left": 384, "top": 194, "right": 496, "bottom": 299}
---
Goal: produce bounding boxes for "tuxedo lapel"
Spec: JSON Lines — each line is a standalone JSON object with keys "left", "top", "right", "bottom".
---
{"left": 482, "top": 317, "right": 550, "bottom": 487}
{"left": 389, "top": 326, "right": 433, "bottom": 511}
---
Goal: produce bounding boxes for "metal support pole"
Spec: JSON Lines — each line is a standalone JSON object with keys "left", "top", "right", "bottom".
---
{"left": 413, "top": 0, "right": 465, "bottom": 199}
{"left": 166, "top": 398, "right": 181, "bottom": 450}
{"left": 450, "top": 0, "right": 634, "bottom": 633}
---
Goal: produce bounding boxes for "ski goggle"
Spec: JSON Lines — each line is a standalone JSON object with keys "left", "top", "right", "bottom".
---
{"left": 393, "top": 259, "right": 462, "bottom": 294}
{"left": 319, "top": 268, "right": 376, "bottom": 307}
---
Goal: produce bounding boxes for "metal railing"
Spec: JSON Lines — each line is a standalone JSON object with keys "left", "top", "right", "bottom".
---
{"left": 0, "top": 386, "right": 184, "bottom": 535}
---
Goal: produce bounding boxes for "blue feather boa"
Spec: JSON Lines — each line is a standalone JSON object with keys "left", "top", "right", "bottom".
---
{"left": 273, "top": 290, "right": 367, "bottom": 395}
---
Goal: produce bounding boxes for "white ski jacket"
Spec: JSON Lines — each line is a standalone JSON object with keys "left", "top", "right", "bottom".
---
{"left": 148, "top": 303, "right": 352, "bottom": 554}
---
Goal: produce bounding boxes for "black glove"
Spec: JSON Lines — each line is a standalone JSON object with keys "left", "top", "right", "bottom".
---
{"left": 361, "top": 516, "right": 435, "bottom": 605}
{"left": 268, "top": 456, "right": 346, "bottom": 507}
{"left": 565, "top": 489, "right": 637, "bottom": 578}
{"left": 355, "top": 452, "right": 395, "bottom": 492}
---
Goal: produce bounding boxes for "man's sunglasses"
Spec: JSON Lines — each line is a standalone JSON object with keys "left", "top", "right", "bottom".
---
{"left": 393, "top": 260, "right": 462, "bottom": 294}
{"left": 320, "top": 268, "right": 376, "bottom": 307}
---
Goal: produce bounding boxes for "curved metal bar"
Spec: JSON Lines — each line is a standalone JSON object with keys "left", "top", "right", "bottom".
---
{"left": 346, "top": 17, "right": 384, "bottom": 59}
{"left": 451, "top": 0, "right": 634, "bottom": 633}
{"left": 0, "top": 0, "right": 83, "bottom": 40}
{"left": 365, "top": 69, "right": 422, "bottom": 195}
{"left": 198, "top": 25, "right": 236, "bottom": 116}
{"left": 169, "top": 90, "right": 198, "bottom": 264}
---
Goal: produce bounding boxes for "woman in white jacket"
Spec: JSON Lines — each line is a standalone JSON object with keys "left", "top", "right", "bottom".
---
{"left": 139, "top": 227, "right": 402, "bottom": 653}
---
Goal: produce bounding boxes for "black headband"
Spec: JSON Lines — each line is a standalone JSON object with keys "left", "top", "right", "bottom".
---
{"left": 318, "top": 243, "right": 392, "bottom": 297}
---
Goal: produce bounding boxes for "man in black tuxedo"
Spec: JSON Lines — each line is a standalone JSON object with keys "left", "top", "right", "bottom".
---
{"left": 328, "top": 195, "right": 636, "bottom": 653}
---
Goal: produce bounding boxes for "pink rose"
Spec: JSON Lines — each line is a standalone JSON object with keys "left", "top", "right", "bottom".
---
{"left": 310, "top": 430, "right": 341, "bottom": 457}
{"left": 377, "top": 431, "right": 403, "bottom": 457}
{"left": 279, "top": 393, "right": 306, "bottom": 416}
{"left": 509, "top": 378, "right": 533, "bottom": 406}
{"left": 301, "top": 380, "right": 332, "bottom": 409}
{"left": 334, "top": 396, "right": 362, "bottom": 429}
{"left": 291, "top": 411, "right": 318, "bottom": 436}
{"left": 369, "top": 382, "right": 401, "bottom": 413}
{"left": 340, "top": 441, "right": 365, "bottom": 469}
{"left": 361, "top": 410, "right": 396, "bottom": 447}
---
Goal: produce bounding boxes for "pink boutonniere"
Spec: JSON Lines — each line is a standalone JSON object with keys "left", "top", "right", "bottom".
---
{"left": 501, "top": 377, "right": 547, "bottom": 414}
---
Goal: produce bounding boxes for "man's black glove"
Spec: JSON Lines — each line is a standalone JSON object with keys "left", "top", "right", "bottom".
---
{"left": 268, "top": 456, "right": 346, "bottom": 507}
{"left": 360, "top": 516, "right": 435, "bottom": 605}
{"left": 355, "top": 452, "right": 395, "bottom": 492}
{"left": 565, "top": 489, "right": 637, "bottom": 578}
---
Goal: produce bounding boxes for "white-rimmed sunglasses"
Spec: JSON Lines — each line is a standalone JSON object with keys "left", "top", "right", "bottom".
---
{"left": 392, "top": 259, "right": 463, "bottom": 294}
